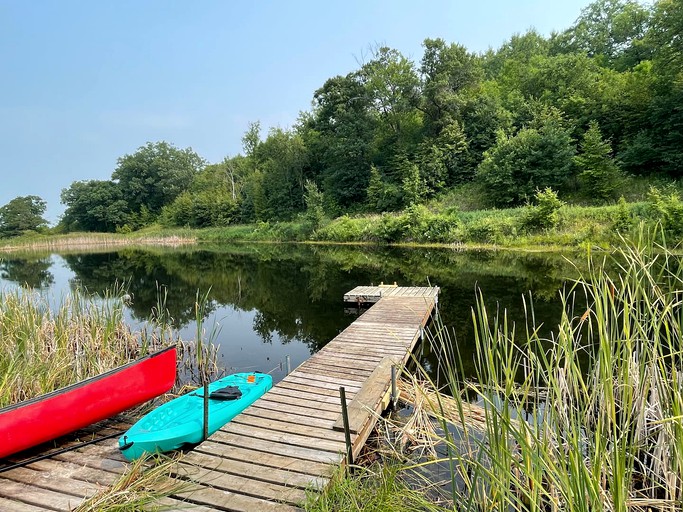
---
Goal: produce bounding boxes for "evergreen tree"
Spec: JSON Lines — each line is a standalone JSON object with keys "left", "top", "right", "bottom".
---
{"left": 575, "top": 121, "right": 622, "bottom": 200}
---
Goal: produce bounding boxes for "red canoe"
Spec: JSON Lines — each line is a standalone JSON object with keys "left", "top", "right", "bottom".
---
{"left": 0, "top": 345, "right": 177, "bottom": 459}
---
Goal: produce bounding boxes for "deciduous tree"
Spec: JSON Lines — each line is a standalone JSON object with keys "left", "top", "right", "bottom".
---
{"left": 60, "top": 180, "right": 128, "bottom": 232}
{"left": 112, "top": 141, "right": 205, "bottom": 217}
{"left": 0, "top": 195, "right": 48, "bottom": 237}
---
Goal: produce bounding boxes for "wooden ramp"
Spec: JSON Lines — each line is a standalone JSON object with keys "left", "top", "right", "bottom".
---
{"left": 0, "top": 286, "right": 438, "bottom": 511}
{"left": 172, "top": 287, "right": 439, "bottom": 511}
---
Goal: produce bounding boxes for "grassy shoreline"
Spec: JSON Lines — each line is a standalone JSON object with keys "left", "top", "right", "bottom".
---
{"left": 0, "top": 197, "right": 669, "bottom": 254}
{"left": 6, "top": 187, "right": 682, "bottom": 254}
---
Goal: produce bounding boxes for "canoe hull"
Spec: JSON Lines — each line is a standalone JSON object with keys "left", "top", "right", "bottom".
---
{"left": 119, "top": 372, "right": 273, "bottom": 460}
{"left": 0, "top": 346, "right": 177, "bottom": 459}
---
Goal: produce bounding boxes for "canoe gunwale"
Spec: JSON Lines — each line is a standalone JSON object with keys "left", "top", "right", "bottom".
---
{"left": 0, "top": 345, "right": 176, "bottom": 414}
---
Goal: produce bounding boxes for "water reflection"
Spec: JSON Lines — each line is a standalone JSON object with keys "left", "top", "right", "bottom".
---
{"left": 0, "top": 244, "right": 586, "bottom": 383}
{"left": 0, "top": 256, "right": 54, "bottom": 289}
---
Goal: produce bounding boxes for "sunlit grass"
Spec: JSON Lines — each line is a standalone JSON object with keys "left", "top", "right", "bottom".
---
{"left": 306, "top": 463, "right": 444, "bottom": 512}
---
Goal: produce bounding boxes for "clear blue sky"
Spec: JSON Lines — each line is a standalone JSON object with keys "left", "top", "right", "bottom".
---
{"left": 1, "top": 0, "right": 592, "bottom": 223}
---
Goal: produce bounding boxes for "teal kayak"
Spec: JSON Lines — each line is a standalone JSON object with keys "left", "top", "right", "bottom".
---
{"left": 118, "top": 372, "right": 272, "bottom": 460}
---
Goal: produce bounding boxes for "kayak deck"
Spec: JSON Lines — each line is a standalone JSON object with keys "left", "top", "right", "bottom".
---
{"left": 119, "top": 372, "right": 272, "bottom": 460}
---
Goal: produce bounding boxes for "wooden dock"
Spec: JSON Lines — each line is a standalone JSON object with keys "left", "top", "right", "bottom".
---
{"left": 0, "top": 286, "right": 438, "bottom": 511}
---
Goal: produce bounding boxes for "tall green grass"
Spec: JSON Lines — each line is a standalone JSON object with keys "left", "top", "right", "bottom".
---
{"left": 418, "top": 229, "right": 683, "bottom": 510}
{"left": 0, "top": 287, "right": 165, "bottom": 407}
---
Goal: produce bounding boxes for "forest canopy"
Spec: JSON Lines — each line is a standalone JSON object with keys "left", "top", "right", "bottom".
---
{"left": 27, "top": 0, "right": 682, "bottom": 234}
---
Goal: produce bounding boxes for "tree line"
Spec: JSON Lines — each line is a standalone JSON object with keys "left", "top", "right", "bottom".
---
{"left": 2, "top": 0, "right": 681, "bottom": 238}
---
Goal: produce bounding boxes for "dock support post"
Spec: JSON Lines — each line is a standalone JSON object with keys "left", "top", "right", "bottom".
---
{"left": 202, "top": 375, "right": 209, "bottom": 441}
{"left": 285, "top": 355, "right": 291, "bottom": 375}
{"left": 391, "top": 365, "right": 398, "bottom": 408}
{"left": 339, "top": 386, "right": 354, "bottom": 468}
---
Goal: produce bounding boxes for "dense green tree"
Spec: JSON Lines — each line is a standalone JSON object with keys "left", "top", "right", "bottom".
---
{"left": 309, "top": 74, "right": 376, "bottom": 211}
{"left": 416, "top": 120, "right": 469, "bottom": 192}
{"left": 60, "top": 180, "right": 128, "bottom": 232}
{"left": 645, "top": 0, "right": 683, "bottom": 176}
{"left": 112, "top": 141, "right": 205, "bottom": 217}
{"left": 255, "top": 128, "right": 309, "bottom": 220}
{"left": 0, "top": 195, "right": 48, "bottom": 238}
{"left": 575, "top": 121, "right": 622, "bottom": 199}
{"left": 161, "top": 190, "right": 238, "bottom": 228}
{"left": 485, "top": 30, "right": 550, "bottom": 84}
{"left": 365, "top": 165, "right": 402, "bottom": 212}
{"left": 477, "top": 108, "right": 575, "bottom": 206}
{"left": 303, "top": 180, "right": 325, "bottom": 230}
{"left": 420, "top": 38, "right": 483, "bottom": 135}
{"left": 361, "top": 47, "right": 421, "bottom": 132}
{"left": 458, "top": 84, "right": 512, "bottom": 174}
{"left": 241, "top": 121, "right": 261, "bottom": 158}
{"left": 160, "top": 158, "right": 244, "bottom": 228}
{"left": 400, "top": 159, "right": 424, "bottom": 206}
{"left": 552, "top": 0, "right": 652, "bottom": 70}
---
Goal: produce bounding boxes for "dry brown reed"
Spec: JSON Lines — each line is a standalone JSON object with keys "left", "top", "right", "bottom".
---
{"left": 0, "top": 234, "right": 196, "bottom": 253}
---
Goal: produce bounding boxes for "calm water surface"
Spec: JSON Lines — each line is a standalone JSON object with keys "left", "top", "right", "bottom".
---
{"left": 0, "top": 243, "right": 584, "bottom": 384}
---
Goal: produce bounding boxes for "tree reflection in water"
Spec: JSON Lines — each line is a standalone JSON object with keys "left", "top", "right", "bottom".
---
{"left": 1, "top": 244, "right": 584, "bottom": 383}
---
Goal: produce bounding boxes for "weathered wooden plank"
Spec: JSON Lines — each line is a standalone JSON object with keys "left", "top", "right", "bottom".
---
{"left": 222, "top": 422, "right": 348, "bottom": 454}
{"left": 256, "top": 393, "right": 341, "bottom": 416}
{"left": 285, "top": 371, "right": 364, "bottom": 390}
{"left": 333, "top": 357, "right": 393, "bottom": 434}
{"left": 178, "top": 451, "right": 327, "bottom": 490}
{"left": 301, "top": 357, "right": 378, "bottom": 372}
{"left": 242, "top": 405, "right": 336, "bottom": 429}
{"left": 315, "top": 346, "right": 387, "bottom": 362}
{"left": 174, "top": 484, "right": 302, "bottom": 512}
{"left": 155, "top": 496, "right": 222, "bottom": 512}
{"left": 275, "top": 380, "right": 357, "bottom": 399}
{"left": 325, "top": 343, "right": 409, "bottom": 357}
{"left": 0, "top": 496, "right": 49, "bottom": 512}
{"left": 232, "top": 414, "right": 347, "bottom": 443}
{"left": 193, "top": 441, "right": 332, "bottom": 476}
{"left": 53, "top": 449, "right": 126, "bottom": 474}
{"left": 25, "top": 458, "right": 118, "bottom": 486}
{"left": 174, "top": 462, "right": 309, "bottom": 504}
{"left": 210, "top": 430, "right": 342, "bottom": 464}
{"left": 265, "top": 386, "right": 346, "bottom": 406}
{"left": 0, "top": 466, "right": 99, "bottom": 497}
{"left": 296, "top": 363, "right": 373, "bottom": 380}
{"left": 337, "top": 324, "right": 421, "bottom": 336}
{"left": 0, "top": 479, "right": 82, "bottom": 510}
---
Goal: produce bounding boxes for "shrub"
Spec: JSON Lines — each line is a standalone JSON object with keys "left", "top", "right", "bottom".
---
{"left": 521, "top": 188, "right": 564, "bottom": 232}
{"left": 646, "top": 186, "right": 683, "bottom": 237}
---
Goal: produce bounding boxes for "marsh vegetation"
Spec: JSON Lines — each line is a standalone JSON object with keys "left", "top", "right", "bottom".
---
{"left": 312, "top": 231, "right": 683, "bottom": 511}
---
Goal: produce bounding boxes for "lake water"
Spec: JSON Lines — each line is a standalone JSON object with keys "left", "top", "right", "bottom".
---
{"left": 0, "top": 243, "right": 585, "bottom": 385}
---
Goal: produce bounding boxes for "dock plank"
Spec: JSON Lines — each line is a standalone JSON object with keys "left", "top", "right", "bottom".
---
{"left": 0, "top": 497, "right": 48, "bottom": 512}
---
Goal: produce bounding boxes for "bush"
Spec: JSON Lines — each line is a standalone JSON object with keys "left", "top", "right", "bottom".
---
{"left": 315, "top": 215, "right": 369, "bottom": 242}
{"left": 521, "top": 188, "right": 564, "bottom": 232}
{"left": 465, "top": 216, "right": 517, "bottom": 244}
{"left": 646, "top": 186, "right": 683, "bottom": 237}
